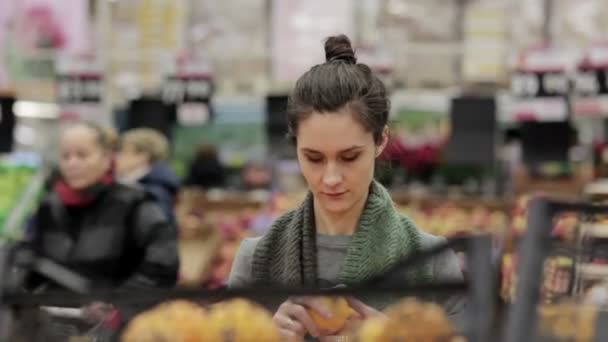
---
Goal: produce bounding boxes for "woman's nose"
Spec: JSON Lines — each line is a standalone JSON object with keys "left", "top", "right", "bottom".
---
{"left": 64, "top": 156, "right": 80, "bottom": 168}
{"left": 322, "top": 163, "right": 342, "bottom": 187}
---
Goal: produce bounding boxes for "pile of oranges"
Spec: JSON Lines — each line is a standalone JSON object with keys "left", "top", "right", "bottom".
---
{"left": 354, "top": 298, "right": 462, "bottom": 342}
{"left": 122, "top": 299, "right": 281, "bottom": 342}
{"left": 122, "top": 297, "right": 461, "bottom": 342}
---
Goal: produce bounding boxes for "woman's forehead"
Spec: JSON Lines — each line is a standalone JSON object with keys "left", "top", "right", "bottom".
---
{"left": 60, "top": 126, "right": 98, "bottom": 145}
{"left": 297, "top": 111, "right": 374, "bottom": 151}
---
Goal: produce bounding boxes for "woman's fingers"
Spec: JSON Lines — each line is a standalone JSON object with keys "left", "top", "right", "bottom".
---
{"left": 82, "top": 302, "right": 114, "bottom": 323}
{"left": 279, "top": 328, "right": 298, "bottom": 340}
{"left": 274, "top": 300, "right": 322, "bottom": 338}
{"left": 286, "top": 303, "right": 322, "bottom": 338}
{"left": 291, "top": 296, "right": 333, "bottom": 319}
{"left": 345, "top": 297, "right": 381, "bottom": 318}
{"left": 274, "top": 312, "right": 306, "bottom": 336}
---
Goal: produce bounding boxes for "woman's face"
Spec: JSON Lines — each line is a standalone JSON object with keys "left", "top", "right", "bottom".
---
{"left": 115, "top": 142, "right": 149, "bottom": 177}
{"left": 59, "top": 126, "right": 111, "bottom": 190}
{"left": 296, "top": 110, "right": 387, "bottom": 215}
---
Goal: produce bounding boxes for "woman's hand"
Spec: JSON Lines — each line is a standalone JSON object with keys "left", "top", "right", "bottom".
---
{"left": 318, "top": 298, "right": 387, "bottom": 342}
{"left": 273, "top": 297, "right": 333, "bottom": 340}
{"left": 82, "top": 301, "right": 114, "bottom": 324}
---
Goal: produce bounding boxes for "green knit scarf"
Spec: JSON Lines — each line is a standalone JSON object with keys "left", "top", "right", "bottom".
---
{"left": 251, "top": 181, "right": 432, "bottom": 290}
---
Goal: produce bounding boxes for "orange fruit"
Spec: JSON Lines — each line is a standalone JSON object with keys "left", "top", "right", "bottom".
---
{"left": 356, "top": 316, "right": 387, "bottom": 342}
{"left": 307, "top": 297, "right": 354, "bottom": 335}
{"left": 204, "top": 298, "right": 282, "bottom": 342}
{"left": 362, "top": 298, "right": 456, "bottom": 342}
{"left": 121, "top": 300, "right": 208, "bottom": 342}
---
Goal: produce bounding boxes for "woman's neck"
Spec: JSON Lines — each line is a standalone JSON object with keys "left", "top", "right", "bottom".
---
{"left": 314, "top": 189, "right": 369, "bottom": 236}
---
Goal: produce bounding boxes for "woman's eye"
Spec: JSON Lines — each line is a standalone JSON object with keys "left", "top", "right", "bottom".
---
{"left": 77, "top": 151, "right": 87, "bottom": 159}
{"left": 342, "top": 154, "right": 359, "bottom": 162}
{"left": 307, "top": 156, "right": 323, "bottom": 163}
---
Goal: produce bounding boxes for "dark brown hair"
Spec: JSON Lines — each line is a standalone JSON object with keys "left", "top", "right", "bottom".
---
{"left": 287, "top": 34, "right": 389, "bottom": 145}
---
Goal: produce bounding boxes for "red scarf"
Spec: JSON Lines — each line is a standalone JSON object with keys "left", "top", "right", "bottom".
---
{"left": 54, "top": 173, "right": 114, "bottom": 207}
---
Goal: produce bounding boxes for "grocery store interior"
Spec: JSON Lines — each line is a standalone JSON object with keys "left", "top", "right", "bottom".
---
{"left": 2, "top": 0, "right": 608, "bottom": 341}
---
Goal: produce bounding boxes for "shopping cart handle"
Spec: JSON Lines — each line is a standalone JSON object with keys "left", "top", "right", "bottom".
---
{"left": 33, "top": 258, "right": 91, "bottom": 294}
{"left": 40, "top": 306, "right": 84, "bottom": 319}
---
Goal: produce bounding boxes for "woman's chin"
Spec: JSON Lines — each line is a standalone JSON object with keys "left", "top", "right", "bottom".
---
{"left": 66, "top": 180, "right": 95, "bottom": 191}
{"left": 318, "top": 199, "right": 353, "bottom": 215}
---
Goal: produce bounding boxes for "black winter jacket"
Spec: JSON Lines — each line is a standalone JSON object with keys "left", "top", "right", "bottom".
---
{"left": 27, "top": 183, "right": 179, "bottom": 291}
{"left": 137, "top": 162, "right": 179, "bottom": 226}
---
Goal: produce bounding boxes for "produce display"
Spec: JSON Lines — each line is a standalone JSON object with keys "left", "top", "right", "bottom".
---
{"left": 175, "top": 189, "right": 310, "bottom": 288}
{"left": 502, "top": 195, "right": 580, "bottom": 303}
{"left": 355, "top": 298, "right": 462, "bottom": 342}
{"left": 397, "top": 203, "right": 508, "bottom": 237}
{"left": 122, "top": 301, "right": 209, "bottom": 342}
{"left": 122, "top": 299, "right": 282, "bottom": 342}
{"left": 538, "top": 301, "right": 598, "bottom": 342}
{"left": 574, "top": 182, "right": 608, "bottom": 300}
{"left": 121, "top": 297, "right": 460, "bottom": 342}
{"left": 0, "top": 163, "right": 37, "bottom": 234}
{"left": 175, "top": 188, "right": 266, "bottom": 288}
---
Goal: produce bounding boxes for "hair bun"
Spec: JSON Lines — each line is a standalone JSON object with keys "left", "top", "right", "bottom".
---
{"left": 324, "top": 34, "right": 356, "bottom": 64}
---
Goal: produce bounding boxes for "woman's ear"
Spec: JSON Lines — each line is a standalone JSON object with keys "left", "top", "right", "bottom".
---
{"left": 376, "top": 126, "right": 390, "bottom": 157}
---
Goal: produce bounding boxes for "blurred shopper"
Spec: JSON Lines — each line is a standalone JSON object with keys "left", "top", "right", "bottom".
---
{"left": 116, "top": 128, "right": 180, "bottom": 224}
{"left": 184, "top": 143, "right": 226, "bottom": 189}
{"left": 100, "top": 125, "right": 120, "bottom": 153}
{"left": 241, "top": 160, "right": 274, "bottom": 191}
{"left": 24, "top": 122, "right": 179, "bottom": 312}
{"left": 229, "top": 35, "right": 464, "bottom": 341}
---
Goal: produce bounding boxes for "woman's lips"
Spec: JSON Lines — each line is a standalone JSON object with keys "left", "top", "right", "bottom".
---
{"left": 323, "top": 191, "right": 347, "bottom": 198}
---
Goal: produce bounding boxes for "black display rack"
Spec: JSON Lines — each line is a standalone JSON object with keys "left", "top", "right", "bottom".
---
{"left": 505, "top": 197, "right": 608, "bottom": 342}
{"left": 0, "top": 235, "right": 496, "bottom": 342}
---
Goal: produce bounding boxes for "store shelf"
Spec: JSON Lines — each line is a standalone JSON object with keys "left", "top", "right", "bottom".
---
{"left": 578, "top": 263, "right": 608, "bottom": 279}
{"left": 390, "top": 190, "right": 513, "bottom": 211}
{"left": 581, "top": 223, "right": 608, "bottom": 239}
{"left": 584, "top": 180, "right": 608, "bottom": 196}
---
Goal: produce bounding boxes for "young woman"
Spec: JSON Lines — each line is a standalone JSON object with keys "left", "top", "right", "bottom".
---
{"left": 228, "top": 35, "right": 465, "bottom": 340}
{"left": 25, "top": 123, "right": 179, "bottom": 320}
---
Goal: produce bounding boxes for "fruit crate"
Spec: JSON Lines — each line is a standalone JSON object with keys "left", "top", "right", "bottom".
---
{"left": 0, "top": 235, "right": 496, "bottom": 342}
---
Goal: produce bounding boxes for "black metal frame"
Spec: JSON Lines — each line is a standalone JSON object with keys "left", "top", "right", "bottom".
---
{"left": 0, "top": 243, "right": 9, "bottom": 341}
{"left": 505, "top": 197, "right": 608, "bottom": 342}
{"left": 0, "top": 235, "right": 496, "bottom": 342}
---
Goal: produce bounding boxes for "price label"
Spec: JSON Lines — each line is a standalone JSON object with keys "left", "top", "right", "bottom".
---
{"left": 511, "top": 71, "right": 568, "bottom": 98}
{"left": 56, "top": 75, "right": 103, "bottom": 104}
{"left": 573, "top": 67, "right": 608, "bottom": 117}
{"left": 574, "top": 69, "right": 608, "bottom": 96}
{"left": 575, "top": 71, "right": 599, "bottom": 95}
{"left": 162, "top": 76, "right": 213, "bottom": 104}
{"left": 543, "top": 73, "right": 569, "bottom": 95}
{"left": 511, "top": 73, "right": 540, "bottom": 98}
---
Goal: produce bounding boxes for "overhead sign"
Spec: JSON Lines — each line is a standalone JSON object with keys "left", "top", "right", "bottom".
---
{"left": 509, "top": 46, "right": 569, "bottom": 122}
{"left": 161, "top": 75, "right": 213, "bottom": 104}
{"left": 56, "top": 73, "right": 103, "bottom": 104}
{"left": 55, "top": 55, "right": 107, "bottom": 125}
{"left": 161, "top": 54, "right": 214, "bottom": 126}
{"left": 574, "top": 45, "right": 608, "bottom": 117}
